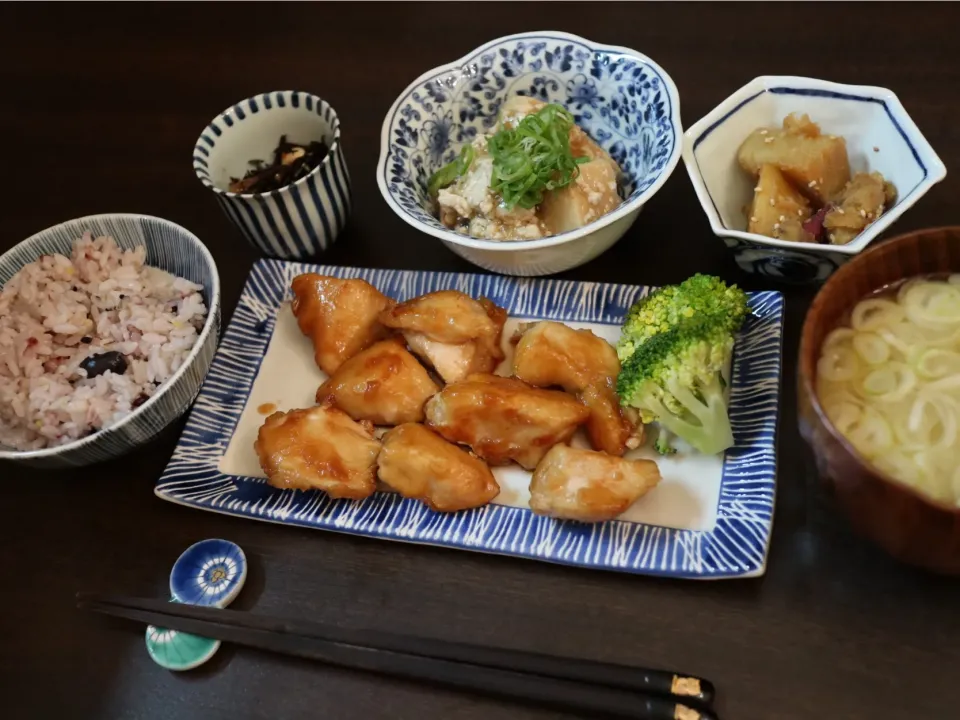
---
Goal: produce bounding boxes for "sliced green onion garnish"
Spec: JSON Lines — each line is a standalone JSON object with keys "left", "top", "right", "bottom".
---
{"left": 427, "top": 145, "right": 475, "bottom": 197}
{"left": 488, "top": 103, "right": 589, "bottom": 210}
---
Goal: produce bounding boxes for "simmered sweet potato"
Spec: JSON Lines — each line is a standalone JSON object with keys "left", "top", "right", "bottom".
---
{"left": 737, "top": 114, "right": 850, "bottom": 205}
{"left": 822, "top": 172, "right": 899, "bottom": 245}
{"left": 747, "top": 164, "right": 814, "bottom": 242}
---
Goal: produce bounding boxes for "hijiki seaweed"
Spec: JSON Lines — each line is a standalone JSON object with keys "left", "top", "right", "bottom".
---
{"left": 228, "top": 135, "right": 329, "bottom": 193}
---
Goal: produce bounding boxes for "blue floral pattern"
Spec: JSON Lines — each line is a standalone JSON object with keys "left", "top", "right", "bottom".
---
{"left": 722, "top": 238, "right": 847, "bottom": 284}
{"left": 381, "top": 34, "right": 679, "bottom": 237}
{"left": 169, "top": 538, "right": 247, "bottom": 608}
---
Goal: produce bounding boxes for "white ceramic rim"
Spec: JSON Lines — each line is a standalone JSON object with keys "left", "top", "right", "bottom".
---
{"left": 0, "top": 212, "right": 222, "bottom": 460}
{"left": 376, "top": 30, "right": 684, "bottom": 253}
{"left": 192, "top": 90, "right": 343, "bottom": 201}
{"left": 682, "top": 75, "right": 948, "bottom": 256}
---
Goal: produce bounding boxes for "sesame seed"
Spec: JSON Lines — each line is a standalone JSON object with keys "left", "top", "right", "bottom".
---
{"left": 764, "top": 137, "right": 775, "bottom": 144}
{"left": 779, "top": 215, "right": 786, "bottom": 222}
{"left": 829, "top": 233, "right": 836, "bottom": 242}
{"left": 773, "top": 222, "right": 781, "bottom": 230}
{"left": 769, "top": 198, "right": 775, "bottom": 206}
{"left": 759, "top": 129, "right": 768, "bottom": 135}
{"left": 828, "top": 135, "right": 838, "bottom": 140}
{"left": 755, "top": 185, "right": 762, "bottom": 191}
{"left": 860, "top": 209, "right": 867, "bottom": 218}
{"left": 837, "top": 208, "right": 845, "bottom": 215}
{"left": 808, "top": 180, "right": 817, "bottom": 187}
{"left": 797, "top": 209, "right": 804, "bottom": 216}
{"left": 818, "top": 178, "right": 824, "bottom": 184}
{"left": 750, "top": 216, "right": 758, "bottom": 222}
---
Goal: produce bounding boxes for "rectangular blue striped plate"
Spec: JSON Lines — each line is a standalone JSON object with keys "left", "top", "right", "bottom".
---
{"left": 156, "top": 260, "right": 784, "bottom": 580}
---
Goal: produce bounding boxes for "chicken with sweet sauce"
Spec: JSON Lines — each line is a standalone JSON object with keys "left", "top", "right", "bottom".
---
{"left": 529, "top": 444, "right": 661, "bottom": 523}
{"left": 254, "top": 404, "right": 380, "bottom": 499}
{"left": 377, "top": 423, "right": 500, "bottom": 512}
{"left": 315, "top": 338, "right": 439, "bottom": 426}
{"left": 513, "top": 321, "right": 640, "bottom": 456}
{"left": 424, "top": 373, "right": 590, "bottom": 470}
{"left": 378, "top": 290, "right": 507, "bottom": 384}
{"left": 291, "top": 274, "right": 394, "bottom": 375}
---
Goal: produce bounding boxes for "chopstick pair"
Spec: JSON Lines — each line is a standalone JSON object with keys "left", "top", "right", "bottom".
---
{"left": 77, "top": 593, "right": 718, "bottom": 720}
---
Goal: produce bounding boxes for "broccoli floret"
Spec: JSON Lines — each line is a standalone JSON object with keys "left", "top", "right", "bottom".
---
{"left": 616, "top": 312, "right": 742, "bottom": 456}
{"left": 652, "top": 426, "right": 677, "bottom": 455}
{"left": 615, "top": 274, "right": 748, "bottom": 455}
{"left": 616, "top": 285, "right": 683, "bottom": 362}
{"left": 616, "top": 274, "right": 749, "bottom": 362}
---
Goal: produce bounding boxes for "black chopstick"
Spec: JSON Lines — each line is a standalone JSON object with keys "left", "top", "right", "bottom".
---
{"left": 78, "top": 593, "right": 718, "bottom": 720}
{"left": 77, "top": 592, "right": 713, "bottom": 706}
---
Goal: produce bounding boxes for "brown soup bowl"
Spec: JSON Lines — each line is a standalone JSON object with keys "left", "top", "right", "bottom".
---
{"left": 798, "top": 226, "right": 960, "bottom": 574}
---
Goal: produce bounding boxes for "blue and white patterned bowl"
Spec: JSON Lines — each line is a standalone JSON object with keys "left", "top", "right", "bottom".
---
{"left": 193, "top": 91, "right": 352, "bottom": 260}
{"left": 377, "top": 31, "right": 683, "bottom": 276}
{"left": 0, "top": 214, "right": 221, "bottom": 469}
{"left": 682, "top": 76, "right": 947, "bottom": 284}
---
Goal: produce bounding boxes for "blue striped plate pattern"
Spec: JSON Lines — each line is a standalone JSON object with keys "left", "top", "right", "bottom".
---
{"left": 156, "top": 261, "right": 784, "bottom": 579}
{"left": 193, "top": 91, "right": 352, "bottom": 260}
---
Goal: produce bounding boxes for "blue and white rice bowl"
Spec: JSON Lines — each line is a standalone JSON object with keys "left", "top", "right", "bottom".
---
{"left": 193, "top": 91, "right": 352, "bottom": 261}
{"left": 0, "top": 214, "right": 221, "bottom": 469}
{"left": 377, "top": 31, "right": 683, "bottom": 276}
{"left": 682, "top": 76, "right": 947, "bottom": 284}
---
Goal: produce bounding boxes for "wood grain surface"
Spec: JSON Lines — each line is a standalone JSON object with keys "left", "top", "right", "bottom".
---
{"left": 1, "top": 3, "right": 958, "bottom": 719}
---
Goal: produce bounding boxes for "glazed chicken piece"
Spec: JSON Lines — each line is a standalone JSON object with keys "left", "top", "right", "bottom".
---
{"left": 529, "top": 444, "right": 662, "bottom": 523}
{"left": 424, "top": 373, "right": 590, "bottom": 470}
{"left": 378, "top": 290, "right": 507, "bottom": 384}
{"left": 254, "top": 404, "right": 381, "bottom": 499}
{"left": 378, "top": 423, "right": 500, "bottom": 512}
{"left": 513, "top": 321, "right": 640, "bottom": 456}
{"left": 315, "top": 338, "right": 440, "bottom": 426}
{"left": 291, "top": 273, "right": 394, "bottom": 375}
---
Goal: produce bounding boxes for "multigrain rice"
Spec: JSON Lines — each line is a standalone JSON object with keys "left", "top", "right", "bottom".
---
{"left": 0, "top": 233, "right": 207, "bottom": 450}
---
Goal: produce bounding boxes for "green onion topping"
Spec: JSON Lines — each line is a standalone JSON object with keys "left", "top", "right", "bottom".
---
{"left": 427, "top": 145, "right": 475, "bottom": 198}
{"left": 488, "top": 103, "right": 589, "bottom": 210}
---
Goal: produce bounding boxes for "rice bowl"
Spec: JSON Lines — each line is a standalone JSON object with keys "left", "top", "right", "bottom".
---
{"left": 0, "top": 213, "right": 221, "bottom": 468}
{"left": 0, "top": 233, "right": 208, "bottom": 450}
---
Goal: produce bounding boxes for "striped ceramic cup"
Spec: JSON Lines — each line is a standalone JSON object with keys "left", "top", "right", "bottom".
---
{"left": 192, "top": 91, "right": 352, "bottom": 260}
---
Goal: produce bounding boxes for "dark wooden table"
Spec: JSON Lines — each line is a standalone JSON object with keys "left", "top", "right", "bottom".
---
{"left": 3, "top": 3, "right": 959, "bottom": 719}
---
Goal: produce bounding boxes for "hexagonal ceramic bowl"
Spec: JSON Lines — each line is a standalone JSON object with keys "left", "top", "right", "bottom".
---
{"left": 682, "top": 76, "right": 946, "bottom": 284}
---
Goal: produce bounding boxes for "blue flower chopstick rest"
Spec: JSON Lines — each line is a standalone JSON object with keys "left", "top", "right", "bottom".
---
{"left": 145, "top": 539, "right": 247, "bottom": 671}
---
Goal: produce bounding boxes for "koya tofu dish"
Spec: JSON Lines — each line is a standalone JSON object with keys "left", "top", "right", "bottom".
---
{"left": 428, "top": 97, "right": 624, "bottom": 242}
